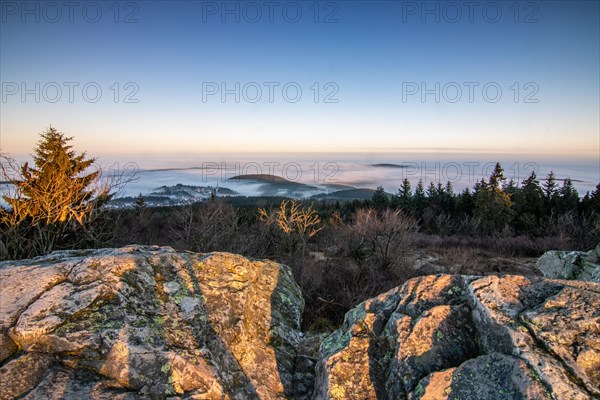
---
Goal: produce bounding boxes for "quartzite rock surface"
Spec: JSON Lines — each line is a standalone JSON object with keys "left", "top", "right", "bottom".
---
{"left": 314, "top": 274, "right": 599, "bottom": 400}
{"left": 0, "top": 246, "right": 304, "bottom": 399}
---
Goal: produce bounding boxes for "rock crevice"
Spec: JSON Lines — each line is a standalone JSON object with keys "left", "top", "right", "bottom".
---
{"left": 314, "top": 274, "right": 599, "bottom": 400}
{"left": 1, "top": 246, "right": 598, "bottom": 400}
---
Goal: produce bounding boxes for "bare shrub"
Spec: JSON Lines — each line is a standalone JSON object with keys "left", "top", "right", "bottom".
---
{"left": 300, "top": 255, "right": 403, "bottom": 330}
{"left": 168, "top": 200, "right": 238, "bottom": 252}
{"left": 549, "top": 211, "right": 600, "bottom": 250}
{"left": 336, "top": 208, "right": 418, "bottom": 270}
{"left": 258, "top": 200, "right": 324, "bottom": 258}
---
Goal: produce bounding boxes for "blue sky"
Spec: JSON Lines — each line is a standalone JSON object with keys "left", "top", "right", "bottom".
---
{"left": 1, "top": 0, "right": 599, "bottom": 159}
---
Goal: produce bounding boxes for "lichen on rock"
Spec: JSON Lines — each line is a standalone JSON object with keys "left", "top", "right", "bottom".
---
{"left": 1, "top": 246, "right": 598, "bottom": 400}
{"left": 536, "top": 243, "right": 600, "bottom": 282}
{"left": 0, "top": 245, "right": 304, "bottom": 399}
{"left": 313, "top": 274, "right": 599, "bottom": 400}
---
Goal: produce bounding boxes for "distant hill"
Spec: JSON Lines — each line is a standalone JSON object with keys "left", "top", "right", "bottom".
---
{"left": 106, "top": 184, "right": 238, "bottom": 209}
{"left": 228, "top": 174, "right": 293, "bottom": 183}
{"left": 370, "top": 163, "right": 407, "bottom": 168}
{"left": 229, "top": 174, "right": 323, "bottom": 197}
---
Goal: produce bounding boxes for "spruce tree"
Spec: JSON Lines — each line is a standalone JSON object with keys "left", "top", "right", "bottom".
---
{"left": 473, "top": 178, "right": 487, "bottom": 195}
{"left": 394, "top": 178, "right": 412, "bottom": 211}
{"left": 474, "top": 163, "right": 513, "bottom": 234}
{"left": 543, "top": 171, "right": 559, "bottom": 214}
{"left": 1, "top": 127, "right": 108, "bottom": 257}
{"left": 543, "top": 171, "right": 558, "bottom": 199}
{"left": 557, "top": 178, "right": 580, "bottom": 213}
{"left": 502, "top": 179, "right": 518, "bottom": 196}
{"left": 585, "top": 183, "right": 600, "bottom": 213}
{"left": 440, "top": 181, "right": 455, "bottom": 214}
{"left": 5, "top": 127, "right": 102, "bottom": 224}
{"left": 513, "top": 171, "right": 545, "bottom": 234}
{"left": 371, "top": 186, "right": 389, "bottom": 210}
{"left": 426, "top": 182, "right": 437, "bottom": 203}
{"left": 457, "top": 187, "right": 474, "bottom": 216}
{"left": 414, "top": 180, "right": 427, "bottom": 217}
{"left": 488, "top": 162, "right": 506, "bottom": 189}
{"left": 445, "top": 181, "right": 454, "bottom": 197}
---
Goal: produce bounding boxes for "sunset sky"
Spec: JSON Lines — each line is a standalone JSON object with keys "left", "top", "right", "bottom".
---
{"left": 1, "top": 1, "right": 599, "bottom": 159}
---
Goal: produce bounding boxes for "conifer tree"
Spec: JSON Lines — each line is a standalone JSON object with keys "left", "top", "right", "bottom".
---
{"left": 585, "top": 184, "right": 600, "bottom": 213}
{"left": 488, "top": 162, "right": 506, "bottom": 189}
{"left": 474, "top": 163, "right": 513, "bottom": 234}
{"left": 502, "top": 179, "right": 518, "bottom": 196}
{"left": 445, "top": 181, "right": 454, "bottom": 197}
{"left": 557, "top": 178, "right": 580, "bottom": 213}
{"left": 413, "top": 180, "right": 427, "bottom": 216}
{"left": 394, "top": 178, "right": 412, "bottom": 211}
{"left": 442, "top": 181, "right": 454, "bottom": 211}
{"left": 543, "top": 171, "right": 559, "bottom": 214}
{"left": 473, "top": 178, "right": 487, "bottom": 195}
{"left": 371, "top": 186, "right": 390, "bottom": 210}
{"left": 543, "top": 171, "right": 558, "bottom": 199}
{"left": 1, "top": 127, "right": 110, "bottom": 257}
{"left": 457, "top": 187, "right": 474, "bottom": 216}
{"left": 426, "top": 182, "right": 438, "bottom": 208}
{"left": 4, "top": 127, "right": 102, "bottom": 224}
{"left": 513, "top": 171, "right": 545, "bottom": 234}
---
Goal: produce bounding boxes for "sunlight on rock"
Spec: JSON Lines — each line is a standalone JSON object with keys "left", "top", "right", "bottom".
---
{"left": 1, "top": 247, "right": 598, "bottom": 399}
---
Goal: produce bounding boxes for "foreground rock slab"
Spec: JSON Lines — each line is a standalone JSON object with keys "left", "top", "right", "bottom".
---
{"left": 0, "top": 246, "right": 304, "bottom": 399}
{"left": 314, "top": 274, "right": 600, "bottom": 400}
{"left": 2, "top": 246, "right": 598, "bottom": 400}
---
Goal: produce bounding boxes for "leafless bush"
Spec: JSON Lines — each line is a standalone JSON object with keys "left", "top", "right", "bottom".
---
{"left": 258, "top": 200, "right": 324, "bottom": 258}
{"left": 300, "top": 255, "right": 404, "bottom": 330}
{"left": 333, "top": 208, "right": 418, "bottom": 270}
{"left": 168, "top": 200, "right": 239, "bottom": 252}
{"left": 551, "top": 211, "right": 600, "bottom": 250}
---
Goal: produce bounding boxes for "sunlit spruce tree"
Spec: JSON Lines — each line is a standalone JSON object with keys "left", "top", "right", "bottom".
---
{"left": 1, "top": 127, "right": 109, "bottom": 258}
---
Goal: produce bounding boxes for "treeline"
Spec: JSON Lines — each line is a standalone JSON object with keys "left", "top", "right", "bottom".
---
{"left": 356, "top": 163, "right": 600, "bottom": 247}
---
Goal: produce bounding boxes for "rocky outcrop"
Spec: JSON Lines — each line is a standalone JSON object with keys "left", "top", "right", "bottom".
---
{"left": 314, "top": 274, "right": 600, "bottom": 400}
{"left": 1, "top": 246, "right": 598, "bottom": 400}
{"left": 536, "top": 243, "right": 600, "bottom": 282}
{"left": 0, "top": 246, "right": 304, "bottom": 399}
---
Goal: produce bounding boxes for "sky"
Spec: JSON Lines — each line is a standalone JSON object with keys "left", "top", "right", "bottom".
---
{"left": 1, "top": 0, "right": 599, "bottom": 162}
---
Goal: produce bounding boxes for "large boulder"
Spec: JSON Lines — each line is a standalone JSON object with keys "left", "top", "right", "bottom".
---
{"left": 0, "top": 246, "right": 304, "bottom": 399}
{"left": 536, "top": 243, "right": 600, "bottom": 282}
{"left": 2, "top": 246, "right": 598, "bottom": 400}
{"left": 314, "top": 274, "right": 600, "bottom": 400}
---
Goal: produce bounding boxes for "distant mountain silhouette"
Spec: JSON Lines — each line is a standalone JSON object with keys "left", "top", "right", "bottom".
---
{"left": 228, "top": 174, "right": 322, "bottom": 197}
{"left": 228, "top": 174, "right": 292, "bottom": 183}
{"left": 370, "top": 163, "right": 408, "bottom": 168}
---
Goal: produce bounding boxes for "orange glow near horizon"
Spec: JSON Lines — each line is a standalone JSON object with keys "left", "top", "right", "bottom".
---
{"left": 2, "top": 125, "right": 598, "bottom": 159}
